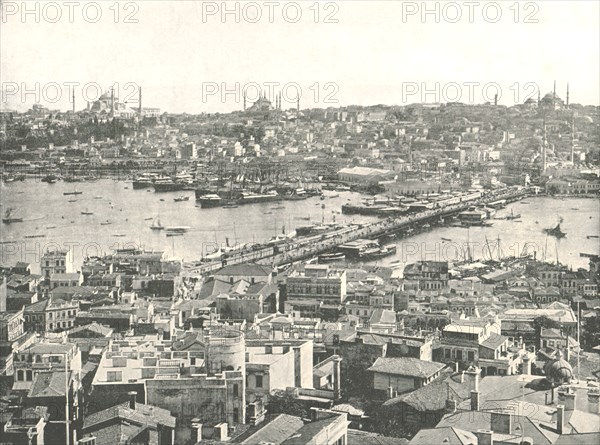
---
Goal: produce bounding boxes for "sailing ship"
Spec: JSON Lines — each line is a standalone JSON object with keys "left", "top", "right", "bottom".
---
{"left": 505, "top": 209, "right": 521, "bottom": 220}
{"left": 150, "top": 216, "right": 164, "bottom": 231}
{"left": 2, "top": 208, "right": 23, "bottom": 223}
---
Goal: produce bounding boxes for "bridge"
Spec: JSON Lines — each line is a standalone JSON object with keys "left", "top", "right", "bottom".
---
{"left": 182, "top": 187, "right": 529, "bottom": 277}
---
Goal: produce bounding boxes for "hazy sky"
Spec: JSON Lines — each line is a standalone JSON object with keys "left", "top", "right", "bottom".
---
{"left": 1, "top": 1, "right": 599, "bottom": 113}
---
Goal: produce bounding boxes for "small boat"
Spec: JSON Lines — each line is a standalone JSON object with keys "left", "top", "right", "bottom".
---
{"left": 144, "top": 217, "right": 153, "bottom": 221}
{"left": 113, "top": 234, "right": 126, "bottom": 237}
{"left": 587, "top": 235, "right": 599, "bottom": 239}
{"left": 271, "top": 206, "right": 285, "bottom": 209}
{"left": 159, "top": 199, "right": 165, "bottom": 202}
{"left": 174, "top": 195, "right": 190, "bottom": 202}
{"left": 2, "top": 208, "right": 23, "bottom": 223}
{"left": 319, "top": 252, "right": 346, "bottom": 263}
{"left": 100, "top": 221, "right": 112, "bottom": 225}
{"left": 63, "top": 190, "right": 82, "bottom": 195}
{"left": 24, "top": 234, "right": 46, "bottom": 238}
{"left": 94, "top": 196, "right": 103, "bottom": 199}
{"left": 264, "top": 211, "right": 272, "bottom": 215}
{"left": 124, "top": 187, "right": 129, "bottom": 189}
{"left": 441, "top": 237, "right": 452, "bottom": 242}
{"left": 81, "top": 209, "right": 93, "bottom": 215}
{"left": 222, "top": 204, "right": 239, "bottom": 209}
{"left": 68, "top": 199, "right": 77, "bottom": 203}
{"left": 329, "top": 194, "right": 340, "bottom": 198}
{"left": 166, "top": 232, "right": 184, "bottom": 237}
{"left": 46, "top": 225, "right": 56, "bottom": 229}
{"left": 571, "top": 208, "right": 579, "bottom": 211}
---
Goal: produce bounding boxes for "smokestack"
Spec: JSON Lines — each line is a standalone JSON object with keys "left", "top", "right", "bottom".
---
{"left": 557, "top": 404, "right": 565, "bottom": 434}
{"left": 128, "top": 391, "right": 137, "bottom": 410}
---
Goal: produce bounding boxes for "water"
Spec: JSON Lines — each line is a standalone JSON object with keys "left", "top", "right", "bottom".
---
{"left": 0, "top": 179, "right": 375, "bottom": 273}
{"left": 1, "top": 180, "right": 598, "bottom": 274}
{"left": 376, "top": 196, "right": 600, "bottom": 271}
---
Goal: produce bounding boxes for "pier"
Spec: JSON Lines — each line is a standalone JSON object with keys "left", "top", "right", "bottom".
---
{"left": 182, "top": 187, "right": 529, "bottom": 277}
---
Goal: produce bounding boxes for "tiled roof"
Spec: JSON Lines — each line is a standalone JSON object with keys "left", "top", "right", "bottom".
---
{"left": 236, "top": 414, "right": 304, "bottom": 444}
{"left": 368, "top": 357, "right": 446, "bottom": 378}
{"left": 408, "top": 427, "right": 477, "bottom": 445}
{"left": 28, "top": 371, "right": 68, "bottom": 398}
{"left": 215, "top": 263, "right": 272, "bottom": 277}
{"left": 84, "top": 402, "right": 176, "bottom": 431}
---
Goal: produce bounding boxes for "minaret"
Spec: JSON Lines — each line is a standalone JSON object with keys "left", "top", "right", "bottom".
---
{"left": 566, "top": 83, "right": 569, "bottom": 108}
{"left": 297, "top": 95, "right": 300, "bottom": 113}
{"left": 571, "top": 114, "right": 575, "bottom": 164}
{"left": 72, "top": 88, "right": 75, "bottom": 113}
{"left": 542, "top": 116, "right": 547, "bottom": 172}
{"left": 553, "top": 81, "right": 556, "bottom": 109}
{"left": 243, "top": 91, "right": 246, "bottom": 111}
{"left": 537, "top": 90, "right": 541, "bottom": 106}
{"left": 111, "top": 87, "right": 115, "bottom": 115}
{"left": 138, "top": 87, "right": 142, "bottom": 115}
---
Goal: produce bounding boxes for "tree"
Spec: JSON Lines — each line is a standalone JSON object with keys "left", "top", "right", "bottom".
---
{"left": 268, "top": 390, "right": 308, "bottom": 418}
{"left": 582, "top": 315, "right": 600, "bottom": 350}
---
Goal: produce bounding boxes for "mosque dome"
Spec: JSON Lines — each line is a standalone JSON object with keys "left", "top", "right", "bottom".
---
{"left": 544, "top": 350, "right": 573, "bottom": 384}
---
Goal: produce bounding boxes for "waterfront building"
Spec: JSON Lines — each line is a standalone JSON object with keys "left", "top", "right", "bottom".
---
{"left": 286, "top": 265, "right": 347, "bottom": 319}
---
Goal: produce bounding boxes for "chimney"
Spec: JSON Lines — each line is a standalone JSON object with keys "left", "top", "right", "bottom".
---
{"left": 213, "top": 423, "right": 228, "bottom": 441}
{"left": 475, "top": 429, "right": 493, "bottom": 445}
{"left": 332, "top": 356, "right": 342, "bottom": 400}
{"left": 465, "top": 366, "right": 480, "bottom": 392}
{"left": 588, "top": 389, "right": 600, "bottom": 414}
{"left": 191, "top": 419, "right": 203, "bottom": 443}
{"left": 490, "top": 411, "right": 512, "bottom": 435}
{"left": 387, "top": 386, "right": 396, "bottom": 399}
{"left": 460, "top": 371, "right": 465, "bottom": 383}
{"left": 558, "top": 387, "right": 576, "bottom": 411}
{"left": 522, "top": 355, "right": 531, "bottom": 375}
{"left": 454, "top": 362, "right": 459, "bottom": 373}
{"left": 557, "top": 404, "right": 565, "bottom": 434}
{"left": 471, "top": 390, "right": 480, "bottom": 411}
{"left": 446, "top": 398, "right": 457, "bottom": 413}
{"left": 128, "top": 391, "right": 137, "bottom": 410}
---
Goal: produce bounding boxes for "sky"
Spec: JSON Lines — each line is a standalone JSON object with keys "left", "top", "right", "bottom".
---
{"left": 1, "top": 0, "right": 599, "bottom": 113}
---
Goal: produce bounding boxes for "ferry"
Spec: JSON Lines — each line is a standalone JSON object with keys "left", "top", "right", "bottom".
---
{"left": 165, "top": 226, "right": 191, "bottom": 233}
{"left": 197, "top": 194, "right": 222, "bottom": 208}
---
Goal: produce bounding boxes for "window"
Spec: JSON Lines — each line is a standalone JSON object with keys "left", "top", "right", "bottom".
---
{"left": 17, "top": 370, "right": 24, "bottom": 381}
{"left": 468, "top": 351, "right": 475, "bottom": 362}
{"left": 107, "top": 371, "right": 122, "bottom": 382}
{"left": 233, "top": 384, "right": 238, "bottom": 396}
{"left": 256, "top": 375, "right": 263, "bottom": 388}
{"left": 26, "top": 370, "right": 33, "bottom": 381}
{"left": 233, "top": 407, "right": 239, "bottom": 423}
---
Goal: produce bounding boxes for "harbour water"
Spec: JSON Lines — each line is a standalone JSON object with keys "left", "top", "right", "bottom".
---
{"left": 1, "top": 180, "right": 598, "bottom": 274}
